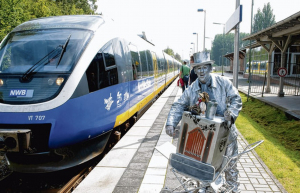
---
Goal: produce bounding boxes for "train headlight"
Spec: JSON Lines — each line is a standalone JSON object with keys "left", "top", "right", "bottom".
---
{"left": 56, "top": 77, "right": 64, "bottom": 86}
{"left": 0, "top": 79, "right": 3, "bottom": 87}
{"left": 48, "top": 78, "right": 54, "bottom": 86}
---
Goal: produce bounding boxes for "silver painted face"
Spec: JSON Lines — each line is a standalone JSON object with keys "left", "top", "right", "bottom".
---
{"left": 194, "top": 64, "right": 212, "bottom": 83}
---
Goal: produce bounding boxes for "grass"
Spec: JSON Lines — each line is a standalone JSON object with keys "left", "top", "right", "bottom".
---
{"left": 236, "top": 92, "right": 300, "bottom": 192}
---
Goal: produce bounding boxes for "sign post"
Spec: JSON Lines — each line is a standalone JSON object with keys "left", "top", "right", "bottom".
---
{"left": 225, "top": 3, "right": 242, "bottom": 88}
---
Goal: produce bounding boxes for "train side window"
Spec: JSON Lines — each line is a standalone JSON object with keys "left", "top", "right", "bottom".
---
{"left": 102, "top": 42, "right": 116, "bottom": 69}
{"left": 156, "top": 54, "right": 164, "bottom": 77}
{"left": 146, "top": 50, "right": 154, "bottom": 76}
{"left": 86, "top": 42, "right": 118, "bottom": 93}
{"left": 112, "top": 39, "right": 128, "bottom": 83}
{"left": 139, "top": 50, "right": 149, "bottom": 77}
{"left": 128, "top": 44, "right": 141, "bottom": 80}
{"left": 86, "top": 52, "right": 102, "bottom": 92}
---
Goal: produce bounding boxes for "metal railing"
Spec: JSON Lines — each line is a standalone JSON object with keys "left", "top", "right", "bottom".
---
{"left": 245, "top": 62, "right": 300, "bottom": 96}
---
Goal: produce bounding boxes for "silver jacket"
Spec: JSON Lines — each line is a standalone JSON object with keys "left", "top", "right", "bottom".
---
{"left": 167, "top": 74, "right": 242, "bottom": 143}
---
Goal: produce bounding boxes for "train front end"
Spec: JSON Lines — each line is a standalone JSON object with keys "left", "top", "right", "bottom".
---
{"left": 0, "top": 16, "right": 110, "bottom": 173}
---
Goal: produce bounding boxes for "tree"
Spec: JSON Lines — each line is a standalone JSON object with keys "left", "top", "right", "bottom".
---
{"left": 253, "top": 2, "right": 275, "bottom": 33}
{"left": 163, "top": 47, "right": 174, "bottom": 56}
{"left": 0, "top": 0, "right": 98, "bottom": 41}
{"left": 174, "top": 53, "right": 181, "bottom": 61}
{"left": 210, "top": 32, "right": 249, "bottom": 65}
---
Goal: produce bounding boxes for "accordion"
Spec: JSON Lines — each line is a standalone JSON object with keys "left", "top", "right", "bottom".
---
{"left": 177, "top": 111, "right": 230, "bottom": 170}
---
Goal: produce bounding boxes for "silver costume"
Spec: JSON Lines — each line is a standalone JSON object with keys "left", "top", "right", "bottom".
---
{"left": 166, "top": 73, "right": 242, "bottom": 193}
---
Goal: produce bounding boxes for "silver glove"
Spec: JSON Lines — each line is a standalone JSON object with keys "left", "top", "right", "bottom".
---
{"left": 224, "top": 110, "right": 233, "bottom": 129}
{"left": 166, "top": 125, "right": 175, "bottom": 137}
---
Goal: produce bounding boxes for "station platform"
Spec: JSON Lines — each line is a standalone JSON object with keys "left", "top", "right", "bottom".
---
{"left": 74, "top": 77, "right": 288, "bottom": 193}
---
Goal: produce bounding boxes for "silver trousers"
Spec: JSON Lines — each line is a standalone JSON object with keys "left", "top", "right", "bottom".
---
{"left": 220, "top": 139, "right": 240, "bottom": 193}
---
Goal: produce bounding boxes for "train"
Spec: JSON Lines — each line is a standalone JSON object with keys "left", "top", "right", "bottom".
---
{"left": 246, "top": 60, "right": 268, "bottom": 74}
{"left": 0, "top": 15, "right": 181, "bottom": 173}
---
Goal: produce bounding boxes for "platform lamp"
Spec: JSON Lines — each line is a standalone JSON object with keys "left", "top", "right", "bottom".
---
{"left": 213, "top": 22, "right": 225, "bottom": 76}
{"left": 191, "top": 43, "right": 195, "bottom": 54}
{"left": 193, "top": 33, "right": 198, "bottom": 53}
{"left": 197, "top": 9, "right": 206, "bottom": 52}
{"left": 205, "top": 37, "right": 212, "bottom": 50}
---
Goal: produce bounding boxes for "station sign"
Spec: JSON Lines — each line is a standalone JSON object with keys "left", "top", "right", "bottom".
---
{"left": 225, "top": 5, "right": 243, "bottom": 34}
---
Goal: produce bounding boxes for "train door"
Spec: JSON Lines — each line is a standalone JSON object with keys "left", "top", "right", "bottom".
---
{"left": 111, "top": 38, "right": 131, "bottom": 127}
{"left": 161, "top": 52, "right": 167, "bottom": 87}
{"left": 128, "top": 43, "right": 142, "bottom": 117}
{"left": 151, "top": 51, "right": 158, "bottom": 95}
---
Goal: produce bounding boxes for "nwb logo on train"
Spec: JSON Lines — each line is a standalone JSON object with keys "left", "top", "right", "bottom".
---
{"left": 9, "top": 89, "right": 34, "bottom": 97}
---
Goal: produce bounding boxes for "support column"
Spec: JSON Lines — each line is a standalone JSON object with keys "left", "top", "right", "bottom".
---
{"left": 278, "top": 52, "right": 286, "bottom": 97}
{"left": 268, "top": 35, "right": 291, "bottom": 97}
{"left": 266, "top": 43, "right": 275, "bottom": 93}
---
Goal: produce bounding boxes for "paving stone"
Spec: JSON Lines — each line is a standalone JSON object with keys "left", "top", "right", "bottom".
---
{"left": 239, "top": 183, "right": 246, "bottom": 190}
{"left": 258, "top": 178, "right": 267, "bottom": 184}
{"left": 270, "top": 185, "right": 280, "bottom": 191}
{"left": 142, "top": 175, "right": 166, "bottom": 184}
{"left": 239, "top": 172, "right": 248, "bottom": 178}
{"left": 128, "top": 162, "right": 149, "bottom": 170}
{"left": 122, "top": 169, "right": 146, "bottom": 178}
{"left": 244, "top": 183, "right": 255, "bottom": 190}
{"left": 117, "top": 177, "right": 143, "bottom": 186}
{"left": 138, "top": 184, "right": 164, "bottom": 193}
{"left": 131, "top": 154, "right": 151, "bottom": 163}
{"left": 137, "top": 147, "right": 154, "bottom": 153}
{"left": 113, "top": 186, "right": 139, "bottom": 193}
{"left": 255, "top": 187, "right": 273, "bottom": 191}
{"left": 139, "top": 142, "right": 156, "bottom": 148}
{"left": 249, "top": 178, "right": 259, "bottom": 184}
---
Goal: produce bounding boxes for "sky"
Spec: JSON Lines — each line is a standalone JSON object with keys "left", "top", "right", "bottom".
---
{"left": 96, "top": 0, "right": 299, "bottom": 61}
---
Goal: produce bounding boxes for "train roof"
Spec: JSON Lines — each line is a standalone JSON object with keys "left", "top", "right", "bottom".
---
{"left": 12, "top": 15, "right": 105, "bottom": 33}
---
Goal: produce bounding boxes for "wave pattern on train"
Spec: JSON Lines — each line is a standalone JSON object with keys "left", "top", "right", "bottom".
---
{"left": 0, "top": 15, "right": 181, "bottom": 173}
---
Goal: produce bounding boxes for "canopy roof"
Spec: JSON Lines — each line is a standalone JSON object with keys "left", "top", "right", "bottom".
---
{"left": 242, "top": 11, "right": 300, "bottom": 49}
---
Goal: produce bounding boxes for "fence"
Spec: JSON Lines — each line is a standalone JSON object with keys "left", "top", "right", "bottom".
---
{"left": 244, "top": 62, "right": 300, "bottom": 96}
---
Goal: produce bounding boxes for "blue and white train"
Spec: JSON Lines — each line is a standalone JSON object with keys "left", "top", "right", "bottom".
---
{"left": 0, "top": 15, "right": 181, "bottom": 173}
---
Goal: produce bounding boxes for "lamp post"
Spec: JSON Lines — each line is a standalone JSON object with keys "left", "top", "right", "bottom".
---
{"left": 193, "top": 33, "right": 198, "bottom": 53}
{"left": 205, "top": 37, "right": 212, "bottom": 50}
{"left": 197, "top": 9, "right": 206, "bottom": 52}
{"left": 191, "top": 43, "right": 195, "bottom": 54}
{"left": 213, "top": 22, "right": 225, "bottom": 76}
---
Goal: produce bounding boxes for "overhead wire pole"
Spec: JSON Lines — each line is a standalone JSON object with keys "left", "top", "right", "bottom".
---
{"left": 247, "top": 0, "right": 254, "bottom": 102}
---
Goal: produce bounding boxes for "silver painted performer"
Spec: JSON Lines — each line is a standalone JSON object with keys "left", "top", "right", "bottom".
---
{"left": 166, "top": 53, "right": 242, "bottom": 193}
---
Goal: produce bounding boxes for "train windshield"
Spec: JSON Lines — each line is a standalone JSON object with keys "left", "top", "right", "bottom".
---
{"left": 0, "top": 29, "right": 92, "bottom": 104}
{"left": 0, "top": 29, "right": 92, "bottom": 74}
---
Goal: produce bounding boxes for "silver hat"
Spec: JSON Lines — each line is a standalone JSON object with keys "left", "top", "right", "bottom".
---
{"left": 191, "top": 52, "right": 214, "bottom": 68}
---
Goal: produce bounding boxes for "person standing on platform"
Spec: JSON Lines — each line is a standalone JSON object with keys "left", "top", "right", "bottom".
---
{"left": 165, "top": 53, "right": 242, "bottom": 193}
{"left": 188, "top": 55, "right": 197, "bottom": 85}
{"left": 179, "top": 61, "right": 190, "bottom": 92}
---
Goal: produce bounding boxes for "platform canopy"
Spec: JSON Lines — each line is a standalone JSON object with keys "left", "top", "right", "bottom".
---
{"left": 243, "top": 11, "right": 300, "bottom": 50}
{"left": 242, "top": 11, "right": 300, "bottom": 97}
{"left": 224, "top": 49, "right": 246, "bottom": 61}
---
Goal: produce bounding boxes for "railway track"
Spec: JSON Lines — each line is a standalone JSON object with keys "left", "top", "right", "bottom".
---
{"left": 58, "top": 166, "right": 93, "bottom": 193}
